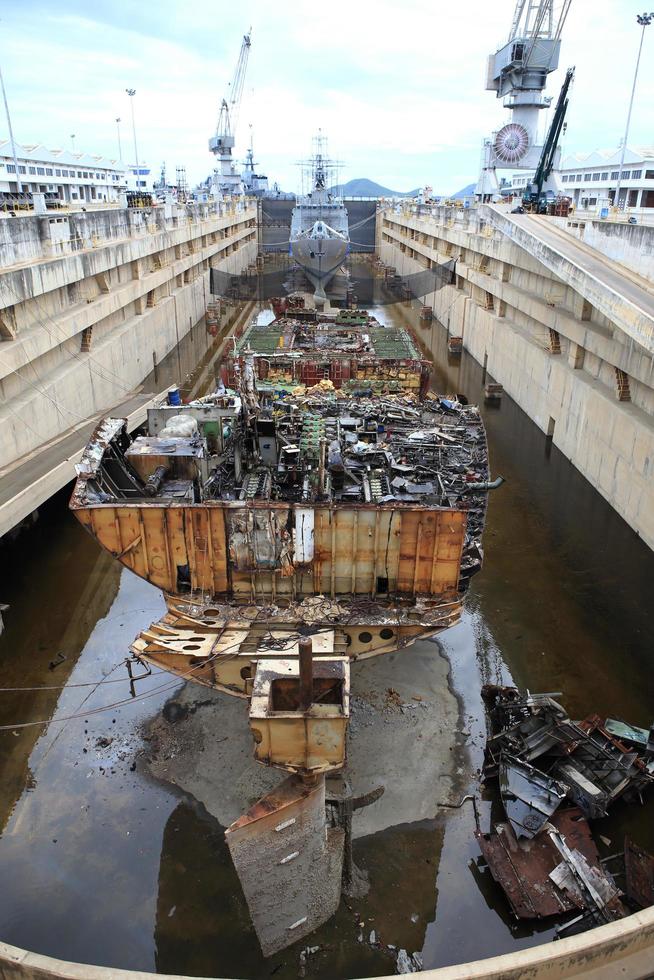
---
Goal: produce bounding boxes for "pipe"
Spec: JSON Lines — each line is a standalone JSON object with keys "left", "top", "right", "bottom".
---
{"left": 298, "top": 636, "right": 313, "bottom": 712}
{"left": 464, "top": 475, "right": 505, "bottom": 492}
{"left": 318, "top": 436, "right": 326, "bottom": 497}
{"left": 144, "top": 465, "right": 169, "bottom": 496}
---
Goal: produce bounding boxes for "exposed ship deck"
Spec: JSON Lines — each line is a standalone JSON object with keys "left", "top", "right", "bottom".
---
{"left": 222, "top": 310, "right": 431, "bottom": 395}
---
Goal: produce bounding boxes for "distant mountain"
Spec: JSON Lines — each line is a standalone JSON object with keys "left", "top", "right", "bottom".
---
{"left": 330, "top": 177, "right": 476, "bottom": 200}
{"left": 450, "top": 182, "right": 476, "bottom": 199}
{"left": 330, "top": 178, "right": 420, "bottom": 198}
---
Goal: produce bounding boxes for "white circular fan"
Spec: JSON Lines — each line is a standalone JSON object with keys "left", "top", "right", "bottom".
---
{"left": 493, "top": 123, "right": 529, "bottom": 164}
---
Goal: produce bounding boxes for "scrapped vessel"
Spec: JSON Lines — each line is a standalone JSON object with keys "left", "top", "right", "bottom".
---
{"left": 70, "top": 312, "right": 495, "bottom": 954}
{"left": 71, "top": 379, "right": 490, "bottom": 668}
{"left": 290, "top": 140, "right": 349, "bottom": 301}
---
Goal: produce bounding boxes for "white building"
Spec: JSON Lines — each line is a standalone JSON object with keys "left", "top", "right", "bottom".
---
{"left": 509, "top": 146, "right": 654, "bottom": 215}
{"left": 124, "top": 164, "right": 153, "bottom": 194}
{"left": 0, "top": 140, "right": 127, "bottom": 206}
{"left": 558, "top": 146, "right": 654, "bottom": 212}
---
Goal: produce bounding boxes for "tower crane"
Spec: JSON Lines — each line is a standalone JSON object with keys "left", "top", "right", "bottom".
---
{"left": 209, "top": 31, "right": 251, "bottom": 197}
{"left": 476, "top": 0, "right": 573, "bottom": 200}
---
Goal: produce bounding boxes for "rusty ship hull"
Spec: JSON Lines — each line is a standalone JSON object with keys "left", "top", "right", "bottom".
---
{"left": 69, "top": 327, "right": 493, "bottom": 955}
{"left": 70, "top": 382, "right": 488, "bottom": 681}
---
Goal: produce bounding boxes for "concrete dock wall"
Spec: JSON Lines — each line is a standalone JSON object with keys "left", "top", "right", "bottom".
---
{"left": 2, "top": 903, "right": 654, "bottom": 978}
{"left": 0, "top": 203, "right": 257, "bottom": 472}
{"left": 552, "top": 216, "right": 654, "bottom": 284}
{"left": 379, "top": 206, "right": 654, "bottom": 550}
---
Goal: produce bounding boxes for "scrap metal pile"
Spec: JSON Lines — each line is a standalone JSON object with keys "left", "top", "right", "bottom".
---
{"left": 211, "top": 386, "right": 488, "bottom": 571}
{"left": 477, "top": 685, "right": 654, "bottom": 935}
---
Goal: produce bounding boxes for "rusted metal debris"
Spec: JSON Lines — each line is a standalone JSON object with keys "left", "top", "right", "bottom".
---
{"left": 476, "top": 807, "right": 624, "bottom": 921}
{"left": 624, "top": 837, "right": 654, "bottom": 910}
{"left": 477, "top": 685, "right": 654, "bottom": 931}
{"left": 221, "top": 309, "right": 432, "bottom": 397}
{"left": 482, "top": 686, "right": 654, "bottom": 820}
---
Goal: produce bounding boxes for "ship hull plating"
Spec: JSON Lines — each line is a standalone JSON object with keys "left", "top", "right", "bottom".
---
{"left": 290, "top": 234, "right": 348, "bottom": 298}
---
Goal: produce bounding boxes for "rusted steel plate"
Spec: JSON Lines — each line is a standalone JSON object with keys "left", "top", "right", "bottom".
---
{"left": 476, "top": 808, "right": 602, "bottom": 919}
{"left": 624, "top": 836, "right": 654, "bottom": 910}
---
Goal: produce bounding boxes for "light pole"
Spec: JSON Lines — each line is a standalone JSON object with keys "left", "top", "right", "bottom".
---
{"left": 125, "top": 89, "right": 140, "bottom": 193}
{"left": 70, "top": 133, "right": 76, "bottom": 152}
{"left": 0, "top": 59, "right": 22, "bottom": 194}
{"left": 614, "top": 12, "right": 653, "bottom": 210}
{"left": 115, "top": 117, "right": 122, "bottom": 161}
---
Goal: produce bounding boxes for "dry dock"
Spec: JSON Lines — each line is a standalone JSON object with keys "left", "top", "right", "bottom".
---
{"left": 379, "top": 204, "right": 654, "bottom": 549}
{"left": 0, "top": 201, "right": 257, "bottom": 536}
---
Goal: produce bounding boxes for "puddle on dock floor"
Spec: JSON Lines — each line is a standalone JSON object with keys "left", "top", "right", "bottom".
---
{"left": 0, "top": 289, "right": 653, "bottom": 977}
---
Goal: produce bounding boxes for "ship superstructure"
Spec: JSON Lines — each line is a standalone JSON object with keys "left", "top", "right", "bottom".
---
{"left": 290, "top": 138, "right": 349, "bottom": 300}
{"left": 221, "top": 308, "right": 432, "bottom": 397}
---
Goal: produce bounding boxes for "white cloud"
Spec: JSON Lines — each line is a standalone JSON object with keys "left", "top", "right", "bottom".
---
{"left": 1, "top": 0, "right": 653, "bottom": 194}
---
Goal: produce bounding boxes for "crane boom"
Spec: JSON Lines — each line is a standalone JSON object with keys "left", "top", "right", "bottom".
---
{"left": 523, "top": 66, "right": 574, "bottom": 210}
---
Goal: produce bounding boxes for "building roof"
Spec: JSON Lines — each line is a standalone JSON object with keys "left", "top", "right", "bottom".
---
{"left": 561, "top": 146, "right": 654, "bottom": 170}
{"left": 0, "top": 138, "right": 124, "bottom": 172}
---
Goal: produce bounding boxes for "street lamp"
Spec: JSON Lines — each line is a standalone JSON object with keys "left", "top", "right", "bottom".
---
{"left": 0, "top": 60, "right": 22, "bottom": 194}
{"left": 115, "top": 117, "right": 122, "bottom": 161}
{"left": 125, "top": 88, "right": 140, "bottom": 193}
{"left": 614, "top": 12, "right": 653, "bottom": 210}
{"left": 70, "top": 133, "right": 76, "bottom": 152}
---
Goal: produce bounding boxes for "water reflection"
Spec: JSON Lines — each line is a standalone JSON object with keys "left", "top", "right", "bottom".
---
{"left": 154, "top": 800, "right": 444, "bottom": 980}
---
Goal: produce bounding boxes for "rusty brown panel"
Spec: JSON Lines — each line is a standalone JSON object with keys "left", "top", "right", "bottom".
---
{"left": 190, "top": 509, "right": 212, "bottom": 593}
{"left": 475, "top": 808, "right": 600, "bottom": 919}
{"left": 72, "top": 506, "right": 94, "bottom": 534}
{"left": 625, "top": 836, "right": 654, "bottom": 910}
{"left": 397, "top": 510, "right": 419, "bottom": 593}
{"left": 208, "top": 507, "right": 229, "bottom": 594}
{"left": 331, "top": 510, "right": 354, "bottom": 594}
{"left": 313, "top": 510, "right": 326, "bottom": 594}
{"left": 166, "top": 508, "right": 189, "bottom": 585}
{"left": 88, "top": 507, "right": 122, "bottom": 558}
{"left": 231, "top": 570, "right": 254, "bottom": 597}
{"left": 353, "top": 509, "right": 376, "bottom": 594}
{"left": 141, "top": 508, "right": 174, "bottom": 589}
{"left": 381, "top": 510, "right": 401, "bottom": 591}
{"left": 430, "top": 511, "right": 466, "bottom": 593}
{"left": 413, "top": 512, "right": 437, "bottom": 593}
{"left": 116, "top": 507, "right": 147, "bottom": 578}
{"left": 314, "top": 507, "right": 333, "bottom": 595}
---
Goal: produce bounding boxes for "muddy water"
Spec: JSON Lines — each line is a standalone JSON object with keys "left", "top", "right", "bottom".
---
{"left": 0, "top": 289, "right": 653, "bottom": 977}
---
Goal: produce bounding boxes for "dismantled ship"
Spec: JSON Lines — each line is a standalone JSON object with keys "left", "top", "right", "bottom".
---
{"left": 70, "top": 318, "right": 496, "bottom": 954}
{"left": 221, "top": 307, "right": 432, "bottom": 398}
{"left": 290, "top": 141, "right": 349, "bottom": 301}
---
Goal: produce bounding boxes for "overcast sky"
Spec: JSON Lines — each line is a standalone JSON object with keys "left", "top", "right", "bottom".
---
{"left": 1, "top": 0, "right": 653, "bottom": 194}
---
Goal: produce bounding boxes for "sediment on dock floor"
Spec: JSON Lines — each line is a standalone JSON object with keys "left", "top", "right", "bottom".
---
{"left": 143, "top": 640, "right": 466, "bottom": 838}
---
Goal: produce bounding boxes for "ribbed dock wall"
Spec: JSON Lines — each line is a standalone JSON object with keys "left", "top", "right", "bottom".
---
{"left": 378, "top": 206, "right": 654, "bottom": 550}
{"left": 0, "top": 203, "right": 257, "bottom": 468}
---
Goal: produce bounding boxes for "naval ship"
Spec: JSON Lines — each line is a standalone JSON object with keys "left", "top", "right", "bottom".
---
{"left": 289, "top": 140, "right": 349, "bottom": 300}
